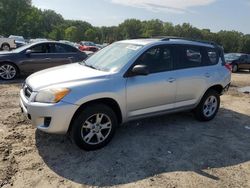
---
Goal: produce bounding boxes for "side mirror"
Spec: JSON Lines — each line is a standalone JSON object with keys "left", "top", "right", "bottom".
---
{"left": 25, "top": 49, "right": 32, "bottom": 56}
{"left": 131, "top": 65, "right": 149, "bottom": 76}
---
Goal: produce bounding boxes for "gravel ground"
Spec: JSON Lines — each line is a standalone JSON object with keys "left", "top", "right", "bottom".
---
{"left": 0, "top": 72, "right": 250, "bottom": 188}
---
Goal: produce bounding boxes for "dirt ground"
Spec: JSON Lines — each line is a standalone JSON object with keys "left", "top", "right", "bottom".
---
{"left": 0, "top": 72, "right": 250, "bottom": 188}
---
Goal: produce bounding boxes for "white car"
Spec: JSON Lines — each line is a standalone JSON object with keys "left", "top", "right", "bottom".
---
{"left": 0, "top": 36, "right": 16, "bottom": 51}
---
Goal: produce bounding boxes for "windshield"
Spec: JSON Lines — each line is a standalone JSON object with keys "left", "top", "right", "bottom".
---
{"left": 83, "top": 42, "right": 143, "bottom": 72}
{"left": 224, "top": 53, "right": 241, "bottom": 61}
{"left": 9, "top": 36, "right": 25, "bottom": 43}
{"left": 12, "top": 43, "right": 32, "bottom": 53}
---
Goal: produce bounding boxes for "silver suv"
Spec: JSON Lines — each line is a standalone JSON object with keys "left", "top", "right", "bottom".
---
{"left": 20, "top": 37, "right": 231, "bottom": 150}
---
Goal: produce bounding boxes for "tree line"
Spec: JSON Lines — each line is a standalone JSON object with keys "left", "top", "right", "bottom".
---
{"left": 0, "top": 0, "right": 250, "bottom": 53}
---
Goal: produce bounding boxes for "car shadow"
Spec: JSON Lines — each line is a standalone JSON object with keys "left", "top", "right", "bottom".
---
{"left": 35, "top": 108, "right": 250, "bottom": 186}
{"left": 234, "top": 70, "right": 250, "bottom": 74}
{"left": 0, "top": 75, "right": 26, "bottom": 85}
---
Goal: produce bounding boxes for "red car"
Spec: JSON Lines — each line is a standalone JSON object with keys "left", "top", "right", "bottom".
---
{"left": 78, "top": 41, "right": 99, "bottom": 52}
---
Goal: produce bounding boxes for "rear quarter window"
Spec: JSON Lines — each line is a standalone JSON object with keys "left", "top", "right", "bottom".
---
{"left": 205, "top": 48, "right": 219, "bottom": 65}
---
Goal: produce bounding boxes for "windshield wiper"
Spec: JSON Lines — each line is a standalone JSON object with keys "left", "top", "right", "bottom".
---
{"left": 80, "top": 61, "right": 98, "bottom": 70}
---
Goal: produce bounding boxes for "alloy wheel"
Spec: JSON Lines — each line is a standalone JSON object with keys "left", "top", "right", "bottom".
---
{"left": 0, "top": 64, "right": 17, "bottom": 80}
{"left": 203, "top": 96, "right": 218, "bottom": 118}
{"left": 81, "top": 113, "right": 112, "bottom": 145}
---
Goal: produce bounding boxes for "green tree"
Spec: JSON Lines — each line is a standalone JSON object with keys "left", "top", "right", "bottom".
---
{"left": 119, "top": 19, "right": 143, "bottom": 39}
{"left": 64, "top": 26, "right": 78, "bottom": 42}
{"left": 217, "top": 31, "right": 243, "bottom": 52}
{"left": 240, "top": 35, "right": 250, "bottom": 53}
{"left": 142, "top": 19, "right": 164, "bottom": 37}
{"left": 1, "top": 0, "right": 250, "bottom": 52}
{"left": 85, "top": 28, "right": 98, "bottom": 42}
{"left": 0, "top": 0, "right": 31, "bottom": 36}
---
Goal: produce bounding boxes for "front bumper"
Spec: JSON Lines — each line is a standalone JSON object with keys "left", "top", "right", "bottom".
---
{"left": 20, "top": 89, "right": 79, "bottom": 134}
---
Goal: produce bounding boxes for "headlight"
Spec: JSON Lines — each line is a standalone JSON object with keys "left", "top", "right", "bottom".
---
{"left": 35, "top": 88, "right": 70, "bottom": 103}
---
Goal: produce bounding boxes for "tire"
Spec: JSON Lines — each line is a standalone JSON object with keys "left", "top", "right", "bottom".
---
{"left": 70, "top": 104, "right": 118, "bottom": 150}
{"left": 194, "top": 89, "right": 220, "bottom": 121}
{"left": 1, "top": 43, "right": 10, "bottom": 51}
{"left": 0, "top": 63, "right": 18, "bottom": 80}
{"left": 232, "top": 64, "right": 238, "bottom": 73}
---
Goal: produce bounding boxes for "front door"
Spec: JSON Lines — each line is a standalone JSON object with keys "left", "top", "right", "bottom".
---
{"left": 20, "top": 43, "right": 52, "bottom": 73}
{"left": 126, "top": 45, "right": 177, "bottom": 118}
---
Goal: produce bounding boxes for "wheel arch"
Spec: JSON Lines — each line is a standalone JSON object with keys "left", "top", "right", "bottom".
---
{"left": 205, "top": 84, "right": 224, "bottom": 95}
{"left": 67, "top": 97, "right": 123, "bottom": 133}
{"left": 1, "top": 43, "right": 10, "bottom": 48}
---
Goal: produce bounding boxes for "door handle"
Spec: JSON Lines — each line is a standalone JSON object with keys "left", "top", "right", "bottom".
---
{"left": 167, "top": 78, "right": 176, "bottom": 83}
{"left": 44, "top": 58, "right": 51, "bottom": 60}
{"left": 68, "top": 57, "right": 74, "bottom": 59}
{"left": 204, "top": 73, "right": 210, "bottom": 78}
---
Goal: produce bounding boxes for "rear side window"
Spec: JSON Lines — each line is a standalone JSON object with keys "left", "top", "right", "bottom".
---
{"left": 51, "top": 44, "right": 78, "bottom": 53}
{"left": 186, "top": 49, "right": 202, "bottom": 63}
{"left": 241, "top": 55, "right": 248, "bottom": 61}
{"left": 63, "top": 44, "right": 78, "bottom": 52}
{"left": 177, "top": 46, "right": 202, "bottom": 69}
{"left": 248, "top": 55, "right": 250, "bottom": 62}
{"left": 55, "top": 44, "right": 67, "bottom": 53}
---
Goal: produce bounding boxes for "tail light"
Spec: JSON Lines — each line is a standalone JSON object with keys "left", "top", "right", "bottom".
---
{"left": 224, "top": 63, "right": 232, "bottom": 72}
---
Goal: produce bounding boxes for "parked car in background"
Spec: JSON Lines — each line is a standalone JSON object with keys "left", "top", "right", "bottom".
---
{"left": 0, "top": 36, "right": 16, "bottom": 51}
{"left": 19, "top": 37, "right": 231, "bottom": 150}
{"left": 29, "top": 38, "right": 49, "bottom": 43}
{"left": 79, "top": 41, "right": 99, "bottom": 52}
{"left": 225, "top": 53, "right": 250, "bottom": 72}
{"left": 59, "top": 40, "right": 76, "bottom": 47}
{"left": 9, "top": 35, "right": 26, "bottom": 48}
{"left": 0, "top": 41, "right": 88, "bottom": 80}
{"left": 96, "top": 43, "right": 109, "bottom": 49}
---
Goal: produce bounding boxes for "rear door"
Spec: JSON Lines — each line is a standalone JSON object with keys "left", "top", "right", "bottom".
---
{"left": 174, "top": 45, "right": 218, "bottom": 108}
{"left": 48, "top": 43, "right": 81, "bottom": 65}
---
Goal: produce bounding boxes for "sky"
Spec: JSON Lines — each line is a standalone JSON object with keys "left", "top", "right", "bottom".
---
{"left": 32, "top": 0, "right": 250, "bottom": 34}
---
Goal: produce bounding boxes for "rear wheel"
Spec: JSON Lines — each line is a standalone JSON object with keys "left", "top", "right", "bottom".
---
{"left": 194, "top": 89, "right": 220, "bottom": 121}
{"left": 1, "top": 44, "right": 10, "bottom": 51}
{"left": 0, "top": 63, "right": 18, "bottom": 80}
{"left": 70, "top": 104, "right": 117, "bottom": 150}
{"left": 232, "top": 64, "right": 238, "bottom": 73}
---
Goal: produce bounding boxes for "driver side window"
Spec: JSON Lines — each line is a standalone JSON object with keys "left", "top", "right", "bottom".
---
{"left": 135, "top": 46, "right": 173, "bottom": 74}
{"left": 29, "top": 44, "right": 48, "bottom": 53}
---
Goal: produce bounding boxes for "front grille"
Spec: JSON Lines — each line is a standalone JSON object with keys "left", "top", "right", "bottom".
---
{"left": 24, "top": 85, "right": 32, "bottom": 99}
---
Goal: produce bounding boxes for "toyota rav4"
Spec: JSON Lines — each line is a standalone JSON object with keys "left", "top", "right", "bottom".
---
{"left": 20, "top": 37, "right": 231, "bottom": 150}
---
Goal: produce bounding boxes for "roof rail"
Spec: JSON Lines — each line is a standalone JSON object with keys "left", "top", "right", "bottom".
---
{"left": 157, "top": 36, "right": 218, "bottom": 46}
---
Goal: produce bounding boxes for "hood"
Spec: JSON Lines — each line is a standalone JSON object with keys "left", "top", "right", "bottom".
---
{"left": 26, "top": 63, "right": 110, "bottom": 91}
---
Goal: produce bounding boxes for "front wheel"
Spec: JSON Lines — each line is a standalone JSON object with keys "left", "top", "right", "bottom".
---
{"left": 194, "top": 90, "right": 220, "bottom": 121}
{"left": 0, "top": 63, "right": 18, "bottom": 80}
{"left": 71, "top": 104, "right": 117, "bottom": 150}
